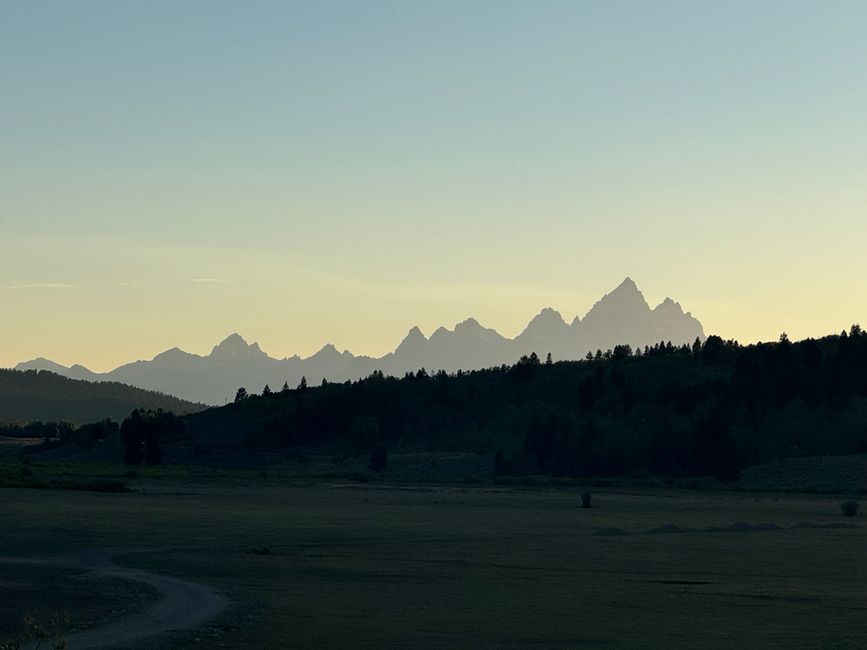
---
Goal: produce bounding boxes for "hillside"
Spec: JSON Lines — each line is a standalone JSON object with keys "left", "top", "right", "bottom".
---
{"left": 173, "top": 327, "right": 867, "bottom": 483}
{"left": 0, "top": 369, "right": 206, "bottom": 425}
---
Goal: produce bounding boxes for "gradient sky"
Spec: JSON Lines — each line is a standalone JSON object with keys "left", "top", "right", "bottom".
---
{"left": 2, "top": 1, "right": 866, "bottom": 371}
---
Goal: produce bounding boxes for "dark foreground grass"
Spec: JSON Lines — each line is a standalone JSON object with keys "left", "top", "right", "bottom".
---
{"left": 1, "top": 480, "right": 866, "bottom": 649}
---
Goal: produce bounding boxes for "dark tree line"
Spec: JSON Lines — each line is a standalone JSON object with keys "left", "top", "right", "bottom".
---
{"left": 121, "top": 409, "right": 184, "bottom": 465}
{"left": 0, "top": 418, "right": 118, "bottom": 450}
{"left": 182, "top": 326, "right": 867, "bottom": 481}
{"left": 4, "top": 408, "right": 185, "bottom": 465}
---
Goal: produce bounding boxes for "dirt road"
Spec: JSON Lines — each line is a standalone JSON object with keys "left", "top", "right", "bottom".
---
{"left": 23, "top": 548, "right": 227, "bottom": 649}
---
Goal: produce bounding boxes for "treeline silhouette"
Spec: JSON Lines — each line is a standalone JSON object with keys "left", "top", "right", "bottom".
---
{"left": 1, "top": 409, "right": 184, "bottom": 465}
{"left": 181, "top": 326, "right": 867, "bottom": 480}
{"left": 0, "top": 369, "right": 205, "bottom": 425}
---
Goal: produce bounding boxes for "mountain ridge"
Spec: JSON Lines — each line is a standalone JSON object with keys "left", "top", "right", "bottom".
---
{"left": 16, "top": 279, "right": 704, "bottom": 405}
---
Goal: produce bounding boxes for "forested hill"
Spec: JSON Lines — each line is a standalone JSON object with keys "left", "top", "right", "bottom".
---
{"left": 0, "top": 369, "right": 206, "bottom": 425}
{"left": 185, "top": 327, "right": 867, "bottom": 480}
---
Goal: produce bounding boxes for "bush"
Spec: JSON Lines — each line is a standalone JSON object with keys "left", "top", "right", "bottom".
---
{"left": 840, "top": 500, "right": 861, "bottom": 517}
{"left": 580, "top": 492, "right": 592, "bottom": 508}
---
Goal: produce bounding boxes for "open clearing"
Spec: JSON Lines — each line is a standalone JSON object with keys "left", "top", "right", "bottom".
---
{"left": 2, "top": 479, "right": 866, "bottom": 648}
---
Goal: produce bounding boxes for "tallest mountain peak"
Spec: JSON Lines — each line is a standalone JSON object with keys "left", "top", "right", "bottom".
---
{"left": 583, "top": 277, "right": 651, "bottom": 322}
{"left": 613, "top": 277, "right": 639, "bottom": 293}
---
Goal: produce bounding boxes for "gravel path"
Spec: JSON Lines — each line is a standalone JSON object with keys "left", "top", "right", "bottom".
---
{"left": 19, "top": 548, "right": 227, "bottom": 649}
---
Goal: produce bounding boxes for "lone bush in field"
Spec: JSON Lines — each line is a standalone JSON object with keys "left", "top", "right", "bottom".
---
{"left": 581, "top": 492, "right": 592, "bottom": 508}
{"left": 840, "top": 500, "right": 861, "bottom": 516}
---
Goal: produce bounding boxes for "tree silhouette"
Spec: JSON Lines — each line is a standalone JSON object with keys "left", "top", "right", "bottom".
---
{"left": 234, "top": 387, "right": 248, "bottom": 403}
{"left": 369, "top": 445, "right": 388, "bottom": 472}
{"left": 122, "top": 425, "right": 142, "bottom": 465}
{"left": 144, "top": 429, "right": 162, "bottom": 465}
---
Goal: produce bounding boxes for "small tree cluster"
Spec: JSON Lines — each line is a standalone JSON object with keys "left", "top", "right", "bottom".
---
{"left": 121, "top": 409, "right": 183, "bottom": 465}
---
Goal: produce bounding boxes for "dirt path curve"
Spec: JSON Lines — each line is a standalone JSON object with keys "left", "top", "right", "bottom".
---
{"left": 24, "top": 548, "right": 228, "bottom": 649}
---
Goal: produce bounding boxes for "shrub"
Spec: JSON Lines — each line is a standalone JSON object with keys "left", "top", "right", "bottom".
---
{"left": 840, "top": 500, "right": 861, "bottom": 517}
{"left": 581, "top": 492, "right": 592, "bottom": 508}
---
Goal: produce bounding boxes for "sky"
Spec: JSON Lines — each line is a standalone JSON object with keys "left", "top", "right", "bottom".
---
{"left": 2, "top": 1, "right": 866, "bottom": 371}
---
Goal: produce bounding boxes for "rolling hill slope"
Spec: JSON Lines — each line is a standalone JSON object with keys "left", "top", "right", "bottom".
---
{"left": 0, "top": 369, "right": 206, "bottom": 424}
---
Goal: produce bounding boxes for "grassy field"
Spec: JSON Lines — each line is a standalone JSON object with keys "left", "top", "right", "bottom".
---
{"left": 1, "top": 476, "right": 866, "bottom": 648}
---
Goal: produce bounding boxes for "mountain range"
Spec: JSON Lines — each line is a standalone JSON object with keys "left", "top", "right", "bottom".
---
{"left": 16, "top": 278, "right": 704, "bottom": 405}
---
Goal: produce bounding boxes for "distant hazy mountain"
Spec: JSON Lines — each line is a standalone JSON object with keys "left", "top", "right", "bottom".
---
{"left": 0, "top": 368, "right": 205, "bottom": 425}
{"left": 16, "top": 278, "right": 704, "bottom": 405}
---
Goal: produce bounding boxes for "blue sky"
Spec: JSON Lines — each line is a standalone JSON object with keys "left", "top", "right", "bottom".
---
{"left": 2, "top": 1, "right": 866, "bottom": 368}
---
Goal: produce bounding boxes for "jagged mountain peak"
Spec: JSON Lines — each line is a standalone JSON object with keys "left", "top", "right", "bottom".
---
{"left": 209, "top": 333, "right": 266, "bottom": 361}
{"left": 396, "top": 326, "right": 428, "bottom": 354}
{"left": 455, "top": 317, "right": 482, "bottom": 332}
{"left": 406, "top": 325, "right": 425, "bottom": 338}
{"left": 430, "top": 326, "right": 450, "bottom": 340}
{"left": 455, "top": 318, "right": 506, "bottom": 342}
{"left": 311, "top": 343, "right": 339, "bottom": 357}
{"left": 212, "top": 332, "right": 247, "bottom": 350}
{"left": 529, "top": 307, "right": 566, "bottom": 327}
{"left": 584, "top": 277, "right": 650, "bottom": 317}
{"left": 654, "top": 297, "right": 684, "bottom": 315}
{"left": 608, "top": 276, "right": 644, "bottom": 300}
{"left": 519, "top": 307, "right": 568, "bottom": 342}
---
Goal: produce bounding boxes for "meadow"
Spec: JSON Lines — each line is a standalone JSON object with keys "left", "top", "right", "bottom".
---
{"left": 1, "top": 471, "right": 865, "bottom": 649}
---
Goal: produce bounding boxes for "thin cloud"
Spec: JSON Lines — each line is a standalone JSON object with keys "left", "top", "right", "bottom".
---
{"left": 191, "top": 278, "right": 229, "bottom": 284}
{"left": 0, "top": 283, "right": 78, "bottom": 291}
